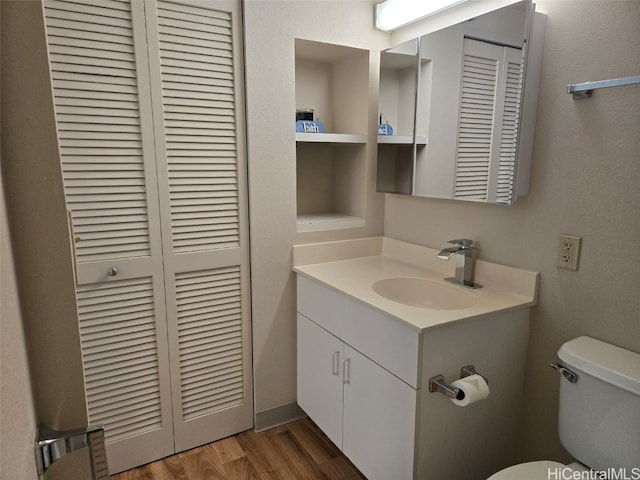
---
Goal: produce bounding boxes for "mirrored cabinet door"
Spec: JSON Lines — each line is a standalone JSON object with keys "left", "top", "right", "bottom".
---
{"left": 376, "top": 38, "right": 418, "bottom": 195}
{"left": 377, "top": 0, "right": 545, "bottom": 205}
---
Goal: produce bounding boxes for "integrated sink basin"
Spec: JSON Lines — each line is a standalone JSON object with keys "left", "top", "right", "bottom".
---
{"left": 372, "top": 277, "right": 477, "bottom": 310}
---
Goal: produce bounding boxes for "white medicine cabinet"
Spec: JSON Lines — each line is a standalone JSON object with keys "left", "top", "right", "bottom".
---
{"left": 377, "top": 0, "right": 545, "bottom": 205}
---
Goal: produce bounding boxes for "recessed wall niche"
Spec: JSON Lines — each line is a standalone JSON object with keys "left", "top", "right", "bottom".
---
{"left": 294, "top": 39, "right": 369, "bottom": 232}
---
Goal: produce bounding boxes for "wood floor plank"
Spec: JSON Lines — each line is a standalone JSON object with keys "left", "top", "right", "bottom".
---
{"left": 180, "top": 447, "right": 228, "bottom": 480}
{"left": 110, "top": 418, "right": 365, "bottom": 480}
{"left": 235, "top": 430, "right": 285, "bottom": 474}
{"left": 210, "top": 436, "right": 246, "bottom": 465}
{"left": 287, "top": 417, "right": 342, "bottom": 465}
{"left": 114, "top": 454, "right": 188, "bottom": 480}
{"left": 223, "top": 456, "right": 259, "bottom": 480}
{"left": 268, "top": 429, "right": 329, "bottom": 479}
{"left": 319, "top": 456, "right": 367, "bottom": 480}
{"left": 256, "top": 467, "right": 297, "bottom": 480}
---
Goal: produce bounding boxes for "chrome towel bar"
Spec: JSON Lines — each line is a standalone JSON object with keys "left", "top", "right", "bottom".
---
{"left": 567, "top": 75, "right": 640, "bottom": 99}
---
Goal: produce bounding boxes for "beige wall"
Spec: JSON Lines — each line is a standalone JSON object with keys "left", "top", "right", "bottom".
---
{"left": 243, "top": 0, "right": 388, "bottom": 418}
{"left": 1, "top": 0, "right": 87, "bottom": 433}
{"left": 1, "top": 179, "right": 39, "bottom": 480}
{"left": 1, "top": 177, "right": 38, "bottom": 480}
{"left": 0, "top": 6, "right": 38, "bottom": 475}
{"left": 385, "top": 0, "right": 640, "bottom": 461}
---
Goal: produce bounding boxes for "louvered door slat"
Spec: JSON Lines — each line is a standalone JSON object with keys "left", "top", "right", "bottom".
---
{"left": 47, "top": 29, "right": 133, "bottom": 50}
{"left": 49, "top": 45, "right": 136, "bottom": 63}
{"left": 73, "top": 214, "right": 147, "bottom": 226}
{"left": 88, "top": 374, "right": 159, "bottom": 399}
{"left": 56, "top": 0, "right": 131, "bottom": 11}
{"left": 90, "top": 392, "right": 161, "bottom": 419}
{"left": 89, "top": 384, "right": 160, "bottom": 413}
{"left": 55, "top": 91, "right": 139, "bottom": 105}
{"left": 158, "top": 1, "right": 230, "bottom": 21}
{"left": 82, "top": 318, "right": 156, "bottom": 339}
{"left": 84, "top": 358, "right": 158, "bottom": 382}
{"left": 63, "top": 166, "right": 144, "bottom": 175}
{"left": 46, "top": 0, "right": 131, "bottom": 18}
{"left": 48, "top": 35, "right": 135, "bottom": 54}
{"left": 179, "top": 318, "right": 241, "bottom": 339}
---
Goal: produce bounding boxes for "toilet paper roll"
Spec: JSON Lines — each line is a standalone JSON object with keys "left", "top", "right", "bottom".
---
{"left": 450, "top": 374, "right": 490, "bottom": 407}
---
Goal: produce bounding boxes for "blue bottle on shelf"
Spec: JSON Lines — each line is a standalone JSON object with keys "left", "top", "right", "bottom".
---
{"left": 377, "top": 115, "right": 393, "bottom": 135}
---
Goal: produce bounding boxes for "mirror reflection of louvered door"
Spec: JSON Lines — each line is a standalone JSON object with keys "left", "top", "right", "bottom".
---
{"left": 454, "top": 38, "right": 524, "bottom": 204}
{"left": 43, "top": 0, "right": 252, "bottom": 473}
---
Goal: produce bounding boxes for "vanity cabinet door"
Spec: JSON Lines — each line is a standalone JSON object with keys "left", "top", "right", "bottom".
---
{"left": 297, "top": 314, "right": 344, "bottom": 448}
{"left": 342, "top": 345, "right": 417, "bottom": 480}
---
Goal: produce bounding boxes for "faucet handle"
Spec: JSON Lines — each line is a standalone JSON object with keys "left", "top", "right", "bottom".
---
{"left": 447, "top": 239, "right": 474, "bottom": 249}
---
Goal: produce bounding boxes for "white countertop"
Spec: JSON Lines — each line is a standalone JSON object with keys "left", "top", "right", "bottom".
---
{"left": 293, "top": 237, "right": 538, "bottom": 333}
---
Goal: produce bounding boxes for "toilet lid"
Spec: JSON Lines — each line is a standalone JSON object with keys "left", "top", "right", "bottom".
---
{"left": 487, "top": 461, "right": 568, "bottom": 480}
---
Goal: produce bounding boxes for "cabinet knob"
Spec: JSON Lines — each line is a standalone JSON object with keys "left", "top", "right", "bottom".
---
{"left": 107, "top": 267, "right": 118, "bottom": 277}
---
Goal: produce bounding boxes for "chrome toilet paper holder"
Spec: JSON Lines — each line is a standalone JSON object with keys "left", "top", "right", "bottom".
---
{"left": 429, "top": 365, "right": 488, "bottom": 400}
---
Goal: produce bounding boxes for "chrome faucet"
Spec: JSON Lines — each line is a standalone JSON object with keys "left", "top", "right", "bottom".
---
{"left": 437, "top": 239, "right": 482, "bottom": 289}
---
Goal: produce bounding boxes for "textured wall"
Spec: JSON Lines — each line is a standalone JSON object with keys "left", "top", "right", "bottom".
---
{"left": 384, "top": 0, "right": 640, "bottom": 462}
{"left": 1, "top": 0, "right": 87, "bottom": 433}
{"left": 243, "top": 0, "right": 388, "bottom": 416}
{"left": 1, "top": 150, "right": 39, "bottom": 480}
{"left": 1, "top": 19, "right": 38, "bottom": 473}
{"left": 0, "top": 4, "right": 38, "bottom": 477}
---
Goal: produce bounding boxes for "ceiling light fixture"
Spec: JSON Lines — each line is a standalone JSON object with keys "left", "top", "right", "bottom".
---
{"left": 375, "top": 0, "right": 470, "bottom": 32}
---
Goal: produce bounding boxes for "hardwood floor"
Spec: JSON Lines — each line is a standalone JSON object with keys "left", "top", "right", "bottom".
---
{"left": 110, "top": 417, "right": 366, "bottom": 480}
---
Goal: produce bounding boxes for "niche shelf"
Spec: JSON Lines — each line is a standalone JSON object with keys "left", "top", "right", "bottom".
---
{"left": 296, "top": 132, "right": 366, "bottom": 144}
{"left": 295, "top": 39, "right": 369, "bottom": 232}
{"left": 377, "top": 135, "right": 427, "bottom": 145}
{"left": 377, "top": 39, "right": 422, "bottom": 195}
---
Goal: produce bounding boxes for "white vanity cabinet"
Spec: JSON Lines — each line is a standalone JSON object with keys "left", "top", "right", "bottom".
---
{"left": 296, "top": 264, "right": 532, "bottom": 480}
{"left": 297, "top": 276, "right": 418, "bottom": 480}
{"left": 296, "top": 314, "right": 344, "bottom": 446}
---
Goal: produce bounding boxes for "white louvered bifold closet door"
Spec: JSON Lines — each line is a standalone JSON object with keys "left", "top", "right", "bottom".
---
{"left": 454, "top": 38, "right": 523, "bottom": 204}
{"left": 144, "top": 0, "right": 253, "bottom": 453}
{"left": 43, "top": 0, "right": 174, "bottom": 472}
{"left": 43, "top": 0, "right": 252, "bottom": 473}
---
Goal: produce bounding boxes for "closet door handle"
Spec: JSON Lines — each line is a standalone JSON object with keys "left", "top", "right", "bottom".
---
{"left": 343, "top": 358, "right": 351, "bottom": 384}
{"left": 332, "top": 351, "right": 340, "bottom": 376}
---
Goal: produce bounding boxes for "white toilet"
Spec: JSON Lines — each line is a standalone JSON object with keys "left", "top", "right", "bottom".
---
{"left": 488, "top": 336, "right": 640, "bottom": 479}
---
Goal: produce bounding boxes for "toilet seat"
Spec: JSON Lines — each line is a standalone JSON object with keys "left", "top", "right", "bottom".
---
{"left": 487, "top": 460, "right": 570, "bottom": 479}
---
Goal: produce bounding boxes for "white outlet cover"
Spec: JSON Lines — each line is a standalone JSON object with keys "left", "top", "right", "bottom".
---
{"left": 557, "top": 234, "right": 581, "bottom": 270}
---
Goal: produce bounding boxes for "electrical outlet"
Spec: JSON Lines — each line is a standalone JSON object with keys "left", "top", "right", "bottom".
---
{"left": 557, "top": 234, "right": 581, "bottom": 270}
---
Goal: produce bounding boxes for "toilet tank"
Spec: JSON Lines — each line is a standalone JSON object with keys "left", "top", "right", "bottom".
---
{"left": 557, "top": 336, "right": 640, "bottom": 471}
